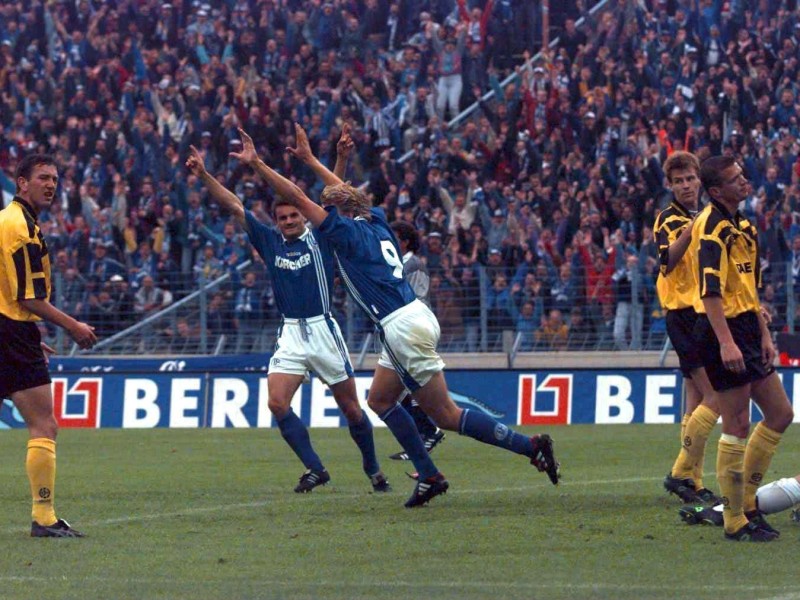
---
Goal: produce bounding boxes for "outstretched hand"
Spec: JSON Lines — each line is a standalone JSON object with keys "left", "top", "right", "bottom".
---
{"left": 185, "top": 145, "right": 207, "bottom": 177}
{"left": 230, "top": 128, "right": 258, "bottom": 165}
{"left": 285, "top": 122, "right": 313, "bottom": 162}
{"left": 337, "top": 122, "right": 354, "bottom": 158}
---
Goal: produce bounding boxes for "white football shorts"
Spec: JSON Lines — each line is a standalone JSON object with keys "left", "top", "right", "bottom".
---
{"left": 377, "top": 299, "right": 446, "bottom": 391}
{"left": 269, "top": 314, "right": 353, "bottom": 385}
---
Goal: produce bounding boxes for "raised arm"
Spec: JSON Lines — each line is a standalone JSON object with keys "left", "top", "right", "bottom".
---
{"left": 185, "top": 145, "right": 245, "bottom": 226}
{"left": 333, "top": 123, "right": 354, "bottom": 181}
{"left": 285, "top": 122, "right": 344, "bottom": 187}
{"left": 233, "top": 128, "right": 329, "bottom": 226}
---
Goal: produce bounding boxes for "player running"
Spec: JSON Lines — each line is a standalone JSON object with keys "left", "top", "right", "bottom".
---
{"left": 186, "top": 144, "right": 390, "bottom": 495}
{"left": 232, "top": 124, "right": 560, "bottom": 508}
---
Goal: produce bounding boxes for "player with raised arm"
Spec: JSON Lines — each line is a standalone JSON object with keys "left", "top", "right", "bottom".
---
{"left": 654, "top": 151, "right": 720, "bottom": 505}
{"left": 233, "top": 124, "right": 560, "bottom": 508}
{"left": 185, "top": 144, "right": 390, "bottom": 494}
{"left": 0, "top": 154, "right": 97, "bottom": 537}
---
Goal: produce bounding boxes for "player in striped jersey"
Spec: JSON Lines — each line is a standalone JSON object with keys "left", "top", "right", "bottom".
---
{"left": 1, "top": 154, "right": 96, "bottom": 537}
{"left": 234, "top": 125, "right": 561, "bottom": 508}
{"left": 688, "top": 156, "right": 793, "bottom": 541}
{"left": 653, "top": 151, "right": 720, "bottom": 505}
{"left": 186, "top": 145, "right": 390, "bottom": 494}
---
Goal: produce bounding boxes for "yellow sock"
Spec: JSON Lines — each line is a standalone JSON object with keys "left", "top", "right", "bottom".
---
{"left": 27, "top": 438, "right": 57, "bottom": 526}
{"left": 717, "top": 435, "right": 748, "bottom": 534}
{"left": 743, "top": 423, "right": 782, "bottom": 513}
{"left": 670, "top": 408, "right": 716, "bottom": 482}
{"left": 680, "top": 413, "right": 690, "bottom": 447}
{"left": 687, "top": 405, "right": 719, "bottom": 490}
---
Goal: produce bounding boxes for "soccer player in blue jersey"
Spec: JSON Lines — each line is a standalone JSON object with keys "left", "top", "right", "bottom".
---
{"left": 186, "top": 145, "right": 390, "bottom": 495}
{"left": 234, "top": 125, "right": 561, "bottom": 507}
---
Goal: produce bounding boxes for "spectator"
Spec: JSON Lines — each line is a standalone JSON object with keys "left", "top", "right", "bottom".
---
{"left": 134, "top": 275, "right": 173, "bottom": 318}
{"left": 233, "top": 270, "right": 261, "bottom": 354}
{"left": 162, "top": 317, "right": 201, "bottom": 354}
{"left": 535, "top": 308, "right": 569, "bottom": 351}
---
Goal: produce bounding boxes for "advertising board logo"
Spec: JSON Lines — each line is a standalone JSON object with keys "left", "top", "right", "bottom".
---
{"left": 159, "top": 360, "right": 186, "bottom": 372}
{"left": 517, "top": 374, "right": 572, "bottom": 425}
{"left": 52, "top": 377, "right": 103, "bottom": 428}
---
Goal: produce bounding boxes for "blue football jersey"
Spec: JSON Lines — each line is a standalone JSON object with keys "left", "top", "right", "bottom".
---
{"left": 316, "top": 206, "right": 417, "bottom": 322}
{"left": 244, "top": 210, "right": 335, "bottom": 319}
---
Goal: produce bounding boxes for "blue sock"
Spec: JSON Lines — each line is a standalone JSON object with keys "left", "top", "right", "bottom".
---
{"left": 277, "top": 409, "right": 325, "bottom": 471}
{"left": 459, "top": 409, "right": 533, "bottom": 457}
{"left": 348, "top": 412, "right": 380, "bottom": 477}
{"left": 379, "top": 404, "right": 439, "bottom": 480}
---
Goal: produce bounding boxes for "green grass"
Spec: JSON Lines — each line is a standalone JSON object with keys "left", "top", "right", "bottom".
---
{"left": 0, "top": 425, "right": 798, "bottom": 600}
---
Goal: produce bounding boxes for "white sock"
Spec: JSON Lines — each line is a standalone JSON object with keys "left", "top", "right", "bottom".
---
{"left": 755, "top": 478, "right": 800, "bottom": 515}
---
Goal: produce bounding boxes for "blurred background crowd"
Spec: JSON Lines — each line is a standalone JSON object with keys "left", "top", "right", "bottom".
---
{"left": 3, "top": 0, "right": 800, "bottom": 355}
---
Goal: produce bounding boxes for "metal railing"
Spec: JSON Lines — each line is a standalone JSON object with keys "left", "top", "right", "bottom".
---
{"left": 52, "top": 256, "right": 797, "bottom": 357}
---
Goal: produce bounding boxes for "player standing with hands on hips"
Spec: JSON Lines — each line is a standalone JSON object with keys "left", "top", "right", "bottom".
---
{"left": 0, "top": 154, "right": 97, "bottom": 537}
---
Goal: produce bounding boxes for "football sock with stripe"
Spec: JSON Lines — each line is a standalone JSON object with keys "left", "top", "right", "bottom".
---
{"left": 348, "top": 411, "right": 380, "bottom": 477}
{"left": 276, "top": 409, "right": 325, "bottom": 472}
{"left": 755, "top": 477, "right": 800, "bottom": 514}
{"left": 743, "top": 423, "right": 782, "bottom": 513}
{"left": 717, "top": 434, "right": 747, "bottom": 534}
{"left": 458, "top": 409, "right": 533, "bottom": 456}
{"left": 379, "top": 403, "right": 438, "bottom": 480}
{"left": 27, "top": 438, "right": 57, "bottom": 526}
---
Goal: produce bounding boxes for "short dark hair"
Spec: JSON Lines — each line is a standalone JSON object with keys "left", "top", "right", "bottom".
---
{"left": 662, "top": 151, "right": 700, "bottom": 183}
{"left": 272, "top": 198, "right": 296, "bottom": 215}
{"left": 15, "top": 153, "right": 57, "bottom": 192}
{"left": 391, "top": 220, "right": 420, "bottom": 253}
{"left": 699, "top": 155, "right": 737, "bottom": 192}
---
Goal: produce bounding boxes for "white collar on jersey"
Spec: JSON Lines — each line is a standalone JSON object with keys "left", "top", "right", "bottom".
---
{"left": 281, "top": 225, "right": 312, "bottom": 243}
{"left": 402, "top": 250, "right": 414, "bottom": 265}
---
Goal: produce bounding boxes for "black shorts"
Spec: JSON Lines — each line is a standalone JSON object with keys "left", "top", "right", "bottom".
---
{"left": 693, "top": 311, "right": 774, "bottom": 392}
{"left": 666, "top": 307, "right": 703, "bottom": 377}
{"left": 0, "top": 313, "right": 51, "bottom": 399}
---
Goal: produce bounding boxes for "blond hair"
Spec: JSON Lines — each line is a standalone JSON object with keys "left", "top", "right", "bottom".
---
{"left": 320, "top": 183, "right": 372, "bottom": 219}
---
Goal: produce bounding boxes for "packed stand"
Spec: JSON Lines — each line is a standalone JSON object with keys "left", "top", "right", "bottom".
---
{"left": 1, "top": 0, "right": 796, "bottom": 354}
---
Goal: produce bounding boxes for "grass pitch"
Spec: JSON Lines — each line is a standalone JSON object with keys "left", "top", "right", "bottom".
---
{"left": 0, "top": 424, "right": 798, "bottom": 600}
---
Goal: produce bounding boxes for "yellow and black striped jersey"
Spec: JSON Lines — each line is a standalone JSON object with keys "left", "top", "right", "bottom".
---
{"left": 0, "top": 197, "right": 51, "bottom": 322}
{"left": 654, "top": 199, "right": 696, "bottom": 311}
{"left": 690, "top": 200, "right": 760, "bottom": 318}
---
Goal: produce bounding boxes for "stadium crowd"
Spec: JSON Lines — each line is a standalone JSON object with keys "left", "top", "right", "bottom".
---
{"left": 2, "top": 0, "right": 800, "bottom": 354}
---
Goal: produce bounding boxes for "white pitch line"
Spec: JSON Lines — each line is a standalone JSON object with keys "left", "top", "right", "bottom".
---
{"left": 0, "top": 575, "right": 791, "bottom": 596}
{"left": 0, "top": 473, "right": 686, "bottom": 535}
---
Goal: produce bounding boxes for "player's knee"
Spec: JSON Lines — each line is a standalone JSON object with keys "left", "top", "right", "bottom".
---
{"left": 723, "top": 414, "right": 750, "bottom": 439}
{"left": 267, "top": 396, "right": 291, "bottom": 418}
{"left": 367, "top": 394, "right": 393, "bottom": 416}
{"left": 336, "top": 398, "right": 362, "bottom": 422}
{"left": 30, "top": 414, "right": 58, "bottom": 440}
{"left": 770, "top": 406, "right": 794, "bottom": 433}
